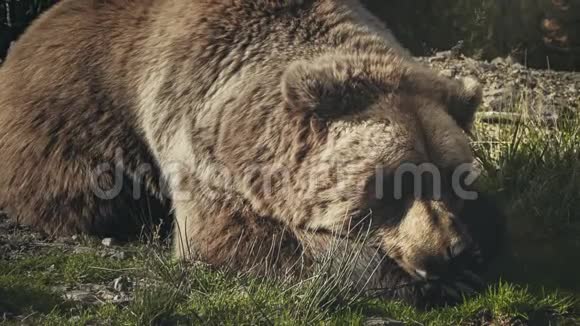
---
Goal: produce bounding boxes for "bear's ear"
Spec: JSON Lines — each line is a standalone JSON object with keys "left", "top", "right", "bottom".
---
{"left": 401, "top": 67, "right": 482, "bottom": 131}
{"left": 281, "top": 60, "right": 374, "bottom": 119}
{"left": 447, "top": 77, "right": 482, "bottom": 131}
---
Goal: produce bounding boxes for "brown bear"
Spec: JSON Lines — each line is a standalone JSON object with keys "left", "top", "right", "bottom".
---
{"left": 0, "top": 0, "right": 503, "bottom": 306}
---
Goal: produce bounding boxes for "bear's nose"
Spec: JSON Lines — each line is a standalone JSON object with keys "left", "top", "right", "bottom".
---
{"left": 420, "top": 256, "right": 451, "bottom": 278}
{"left": 418, "top": 241, "right": 474, "bottom": 278}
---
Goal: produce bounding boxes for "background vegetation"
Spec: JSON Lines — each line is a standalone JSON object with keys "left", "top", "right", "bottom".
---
{"left": 365, "top": 0, "right": 580, "bottom": 70}
{"left": 0, "top": 0, "right": 56, "bottom": 59}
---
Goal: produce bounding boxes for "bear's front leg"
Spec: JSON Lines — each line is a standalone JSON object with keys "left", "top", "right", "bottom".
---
{"left": 172, "top": 193, "right": 312, "bottom": 277}
{"left": 172, "top": 197, "right": 482, "bottom": 307}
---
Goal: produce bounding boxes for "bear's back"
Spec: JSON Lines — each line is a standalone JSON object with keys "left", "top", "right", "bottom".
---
{"left": 0, "top": 0, "right": 407, "bottom": 236}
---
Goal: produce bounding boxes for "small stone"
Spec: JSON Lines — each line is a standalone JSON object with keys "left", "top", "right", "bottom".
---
{"left": 505, "top": 55, "right": 517, "bottom": 65}
{"left": 484, "top": 85, "right": 518, "bottom": 111}
{"left": 112, "top": 294, "right": 132, "bottom": 304}
{"left": 101, "top": 238, "right": 117, "bottom": 247}
{"left": 73, "top": 247, "right": 92, "bottom": 255}
{"left": 64, "top": 290, "right": 94, "bottom": 303}
{"left": 364, "top": 317, "right": 405, "bottom": 326}
{"left": 463, "top": 58, "right": 481, "bottom": 73}
{"left": 436, "top": 50, "right": 452, "bottom": 59}
{"left": 439, "top": 69, "right": 454, "bottom": 78}
{"left": 98, "top": 289, "right": 117, "bottom": 302}
{"left": 71, "top": 235, "right": 79, "bottom": 241}
{"left": 429, "top": 51, "right": 452, "bottom": 63}
{"left": 112, "top": 276, "right": 131, "bottom": 292}
{"left": 479, "top": 61, "right": 495, "bottom": 70}
{"left": 111, "top": 251, "right": 126, "bottom": 260}
{"left": 491, "top": 57, "right": 506, "bottom": 66}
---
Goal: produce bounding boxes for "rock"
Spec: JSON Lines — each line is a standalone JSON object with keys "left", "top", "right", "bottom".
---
{"left": 112, "top": 276, "right": 132, "bottom": 292}
{"left": 364, "top": 317, "right": 405, "bottom": 326}
{"left": 462, "top": 57, "right": 482, "bottom": 74}
{"left": 429, "top": 50, "right": 453, "bottom": 62}
{"left": 110, "top": 251, "right": 126, "bottom": 260}
{"left": 97, "top": 289, "right": 117, "bottom": 302}
{"left": 479, "top": 61, "right": 495, "bottom": 71}
{"left": 73, "top": 247, "right": 93, "bottom": 255}
{"left": 484, "top": 86, "right": 517, "bottom": 111}
{"left": 505, "top": 55, "right": 518, "bottom": 66}
{"left": 112, "top": 294, "right": 132, "bottom": 304}
{"left": 439, "top": 69, "right": 454, "bottom": 78}
{"left": 101, "top": 238, "right": 117, "bottom": 247}
{"left": 64, "top": 290, "right": 95, "bottom": 303}
{"left": 418, "top": 54, "right": 579, "bottom": 121}
{"left": 491, "top": 57, "right": 506, "bottom": 66}
{"left": 62, "top": 283, "right": 130, "bottom": 305}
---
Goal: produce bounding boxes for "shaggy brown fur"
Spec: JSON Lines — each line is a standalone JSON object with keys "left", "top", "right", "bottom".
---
{"left": 0, "top": 0, "right": 503, "bottom": 306}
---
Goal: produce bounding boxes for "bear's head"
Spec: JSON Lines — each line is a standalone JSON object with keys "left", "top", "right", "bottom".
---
{"left": 279, "top": 52, "right": 493, "bottom": 280}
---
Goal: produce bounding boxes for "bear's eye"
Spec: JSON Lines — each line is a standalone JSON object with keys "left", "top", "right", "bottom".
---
{"left": 366, "top": 174, "right": 412, "bottom": 224}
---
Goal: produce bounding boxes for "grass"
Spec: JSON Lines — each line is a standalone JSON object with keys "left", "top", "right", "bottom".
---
{"left": 0, "top": 102, "right": 579, "bottom": 325}
{"left": 472, "top": 99, "right": 580, "bottom": 301}
{"left": 0, "top": 248, "right": 576, "bottom": 325}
